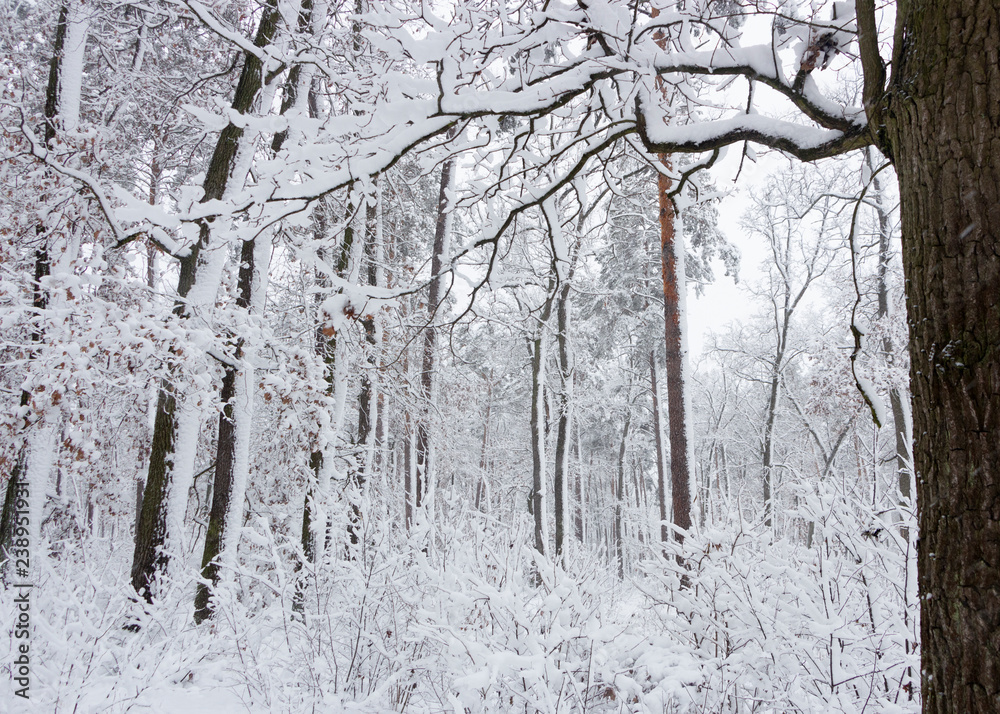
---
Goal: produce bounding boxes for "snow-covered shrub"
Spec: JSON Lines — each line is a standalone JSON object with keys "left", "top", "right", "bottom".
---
{"left": 634, "top": 486, "right": 918, "bottom": 713}
{"left": 1, "top": 463, "right": 917, "bottom": 713}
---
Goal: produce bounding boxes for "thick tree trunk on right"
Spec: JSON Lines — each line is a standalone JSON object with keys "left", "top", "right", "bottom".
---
{"left": 879, "top": 1, "right": 1000, "bottom": 709}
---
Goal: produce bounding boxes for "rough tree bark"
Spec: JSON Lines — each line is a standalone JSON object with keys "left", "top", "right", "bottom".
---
{"left": 647, "top": 3, "right": 692, "bottom": 552}
{"left": 866, "top": 1, "right": 1000, "bottom": 708}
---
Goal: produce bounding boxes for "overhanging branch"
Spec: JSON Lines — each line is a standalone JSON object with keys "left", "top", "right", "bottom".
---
{"left": 652, "top": 48, "right": 864, "bottom": 133}
{"left": 635, "top": 95, "right": 872, "bottom": 162}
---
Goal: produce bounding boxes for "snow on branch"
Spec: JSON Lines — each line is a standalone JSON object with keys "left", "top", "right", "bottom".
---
{"left": 635, "top": 100, "right": 871, "bottom": 162}
{"left": 8, "top": 0, "right": 878, "bottom": 278}
{"left": 649, "top": 45, "right": 865, "bottom": 133}
{"left": 180, "top": 0, "right": 272, "bottom": 62}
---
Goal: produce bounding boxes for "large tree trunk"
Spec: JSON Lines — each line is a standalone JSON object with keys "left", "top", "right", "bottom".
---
{"left": 132, "top": 1, "right": 281, "bottom": 602}
{"left": 881, "top": 1, "right": 1000, "bottom": 709}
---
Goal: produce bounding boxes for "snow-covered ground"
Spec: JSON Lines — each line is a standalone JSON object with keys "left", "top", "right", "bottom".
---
{"left": 2, "top": 506, "right": 918, "bottom": 713}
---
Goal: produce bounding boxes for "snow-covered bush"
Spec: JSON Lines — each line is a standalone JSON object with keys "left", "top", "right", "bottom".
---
{"left": 634, "top": 490, "right": 918, "bottom": 713}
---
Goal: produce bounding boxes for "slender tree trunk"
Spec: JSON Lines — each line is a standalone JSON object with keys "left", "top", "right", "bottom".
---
{"left": 302, "top": 453, "right": 321, "bottom": 570}
{"left": 136, "top": 140, "right": 160, "bottom": 530}
{"left": 193, "top": 231, "right": 271, "bottom": 621}
{"left": 615, "top": 412, "right": 630, "bottom": 579}
{"left": 294, "top": 189, "right": 364, "bottom": 614}
{"left": 297, "top": 77, "right": 330, "bottom": 576}
{"left": 146, "top": 141, "right": 161, "bottom": 288}
{"left": 194, "top": 363, "right": 239, "bottom": 622}
{"left": 404, "top": 411, "right": 414, "bottom": 529}
{"left": 475, "top": 373, "right": 493, "bottom": 512}
{"left": 529, "top": 295, "right": 554, "bottom": 556}
{"left": 41, "top": 4, "right": 70, "bottom": 144}
{"left": 880, "top": 1, "right": 1000, "bottom": 707}
{"left": 132, "top": 1, "right": 281, "bottom": 602}
{"left": 650, "top": 352, "right": 668, "bottom": 547}
{"left": 716, "top": 442, "right": 729, "bottom": 523}
{"left": 632, "top": 457, "right": 645, "bottom": 544}
{"left": 415, "top": 147, "right": 456, "bottom": 516}
{"left": 301, "top": 196, "right": 360, "bottom": 560}
{"left": 553, "top": 279, "right": 572, "bottom": 558}
{"left": 761, "top": 362, "right": 781, "bottom": 530}
{"left": 346, "top": 197, "right": 380, "bottom": 550}
{"left": 573, "top": 418, "right": 584, "bottom": 543}
{"left": 868, "top": 148, "right": 912, "bottom": 533}
{"left": 340, "top": 0, "right": 376, "bottom": 553}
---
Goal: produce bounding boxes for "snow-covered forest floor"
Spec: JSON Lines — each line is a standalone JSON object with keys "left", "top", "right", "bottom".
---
{"left": 1, "top": 496, "right": 918, "bottom": 712}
